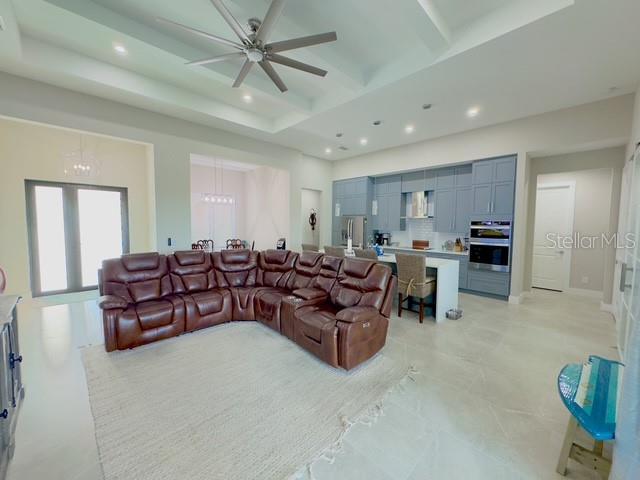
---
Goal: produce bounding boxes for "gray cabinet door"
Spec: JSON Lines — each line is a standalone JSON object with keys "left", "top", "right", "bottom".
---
{"left": 454, "top": 164, "right": 473, "bottom": 187}
{"left": 493, "top": 157, "right": 516, "bottom": 182}
{"left": 435, "top": 189, "right": 455, "bottom": 233}
{"left": 387, "top": 193, "right": 402, "bottom": 231}
{"left": 472, "top": 184, "right": 492, "bottom": 215}
{"left": 353, "top": 177, "right": 368, "bottom": 195}
{"left": 401, "top": 171, "right": 425, "bottom": 193}
{"left": 377, "top": 175, "right": 401, "bottom": 195}
{"left": 436, "top": 168, "right": 455, "bottom": 189}
{"left": 472, "top": 160, "right": 494, "bottom": 185}
{"left": 454, "top": 187, "right": 473, "bottom": 234}
{"left": 467, "top": 270, "right": 510, "bottom": 296}
{"left": 492, "top": 181, "right": 515, "bottom": 215}
{"left": 376, "top": 195, "right": 388, "bottom": 231}
{"left": 424, "top": 170, "right": 436, "bottom": 191}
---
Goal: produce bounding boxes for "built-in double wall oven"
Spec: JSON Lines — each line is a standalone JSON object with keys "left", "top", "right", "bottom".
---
{"left": 469, "top": 220, "right": 511, "bottom": 272}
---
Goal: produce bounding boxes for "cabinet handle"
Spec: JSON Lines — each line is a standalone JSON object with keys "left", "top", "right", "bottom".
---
{"left": 9, "top": 353, "right": 22, "bottom": 369}
{"left": 0, "top": 409, "right": 7, "bottom": 420}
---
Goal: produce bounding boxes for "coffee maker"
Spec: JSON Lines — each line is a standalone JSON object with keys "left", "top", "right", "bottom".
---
{"left": 374, "top": 232, "right": 391, "bottom": 246}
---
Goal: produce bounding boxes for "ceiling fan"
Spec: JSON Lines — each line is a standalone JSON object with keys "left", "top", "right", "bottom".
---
{"left": 157, "top": 0, "right": 337, "bottom": 93}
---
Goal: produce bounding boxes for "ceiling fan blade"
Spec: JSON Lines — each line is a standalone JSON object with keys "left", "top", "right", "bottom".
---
{"left": 187, "top": 52, "right": 245, "bottom": 66}
{"left": 157, "top": 17, "right": 243, "bottom": 50}
{"left": 233, "top": 59, "right": 254, "bottom": 88}
{"left": 259, "top": 61, "right": 288, "bottom": 92}
{"left": 267, "top": 54, "right": 327, "bottom": 77}
{"left": 266, "top": 32, "right": 337, "bottom": 53}
{"left": 256, "top": 0, "right": 287, "bottom": 44}
{"left": 209, "top": 0, "right": 250, "bottom": 44}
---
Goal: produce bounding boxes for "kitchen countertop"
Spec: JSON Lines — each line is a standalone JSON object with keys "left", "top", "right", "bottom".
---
{"left": 382, "top": 246, "right": 469, "bottom": 256}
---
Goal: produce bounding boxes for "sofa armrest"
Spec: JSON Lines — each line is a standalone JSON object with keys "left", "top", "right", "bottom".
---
{"left": 292, "top": 288, "right": 327, "bottom": 301}
{"left": 98, "top": 295, "right": 128, "bottom": 310}
{"left": 336, "top": 306, "right": 381, "bottom": 324}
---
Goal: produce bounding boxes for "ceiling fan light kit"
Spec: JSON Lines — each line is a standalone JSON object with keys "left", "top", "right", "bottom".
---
{"left": 157, "top": 0, "right": 337, "bottom": 93}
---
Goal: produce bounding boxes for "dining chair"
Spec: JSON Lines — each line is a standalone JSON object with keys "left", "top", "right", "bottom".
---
{"left": 353, "top": 248, "right": 378, "bottom": 260}
{"left": 302, "top": 243, "right": 319, "bottom": 252}
{"left": 323, "top": 246, "right": 345, "bottom": 257}
{"left": 226, "top": 239, "right": 244, "bottom": 249}
{"left": 395, "top": 253, "right": 436, "bottom": 324}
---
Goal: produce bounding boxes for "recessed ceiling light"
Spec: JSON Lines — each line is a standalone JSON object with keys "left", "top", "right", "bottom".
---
{"left": 242, "top": 94, "right": 253, "bottom": 103}
{"left": 325, "top": 147, "right": 332, "bottom": 155}
{"left": 360, "top": 138, "right": 368, "bottom": 146}
{"left": 405, "top": 124, "right": 415, "bottom": 134}
{"left": 113, "top": 44, "right": 128, "bottom": 55}
{"left": 466, "top": 106, "right": 480, "bottom": 118}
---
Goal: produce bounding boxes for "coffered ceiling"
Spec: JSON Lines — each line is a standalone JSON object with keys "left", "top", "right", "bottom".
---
{"left": 0, "top": 0, "right": 639, "bottom": 160}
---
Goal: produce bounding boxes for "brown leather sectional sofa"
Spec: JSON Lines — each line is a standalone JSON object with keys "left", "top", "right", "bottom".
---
{"left": 98, "top": 249, "right": 397, "bottom": 370}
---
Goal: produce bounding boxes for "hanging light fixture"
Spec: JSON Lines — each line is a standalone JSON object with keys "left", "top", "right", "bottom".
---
{"left": 63, "top": 134, "right": 101, "bottom": 178}
{"left": 201, "top": 158, "right": 234, "bottom": 205}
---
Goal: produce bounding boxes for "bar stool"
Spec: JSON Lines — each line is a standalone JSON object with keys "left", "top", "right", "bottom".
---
{"left": 353, "top": 248, "right": 378, "bottom": 260}
{"left": 396, "top": 253, "right": 436, "bottom": 323}
{"left": 323, "top": 246, "right": 345, "bottom": 257}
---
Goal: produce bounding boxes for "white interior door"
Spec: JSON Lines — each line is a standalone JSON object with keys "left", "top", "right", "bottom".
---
{"left": 532, "top": 183, "right": 575, "bottom": 291}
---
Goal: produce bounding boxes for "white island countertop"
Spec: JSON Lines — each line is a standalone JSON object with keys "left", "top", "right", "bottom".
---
{"left": 382, "top": 246, "right": 469, "bottom": 256}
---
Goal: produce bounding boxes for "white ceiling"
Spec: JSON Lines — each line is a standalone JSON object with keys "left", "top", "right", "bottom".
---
{"left": 0, "top": 0, "right": 639, "bottom": 160}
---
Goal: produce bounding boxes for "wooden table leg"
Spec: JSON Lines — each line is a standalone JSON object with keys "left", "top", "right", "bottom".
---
{"left": 556, "top": 416, "right": 578, "bottom": 475}
{"left": 419, "top": 298, "right": 424, "bottom": 324}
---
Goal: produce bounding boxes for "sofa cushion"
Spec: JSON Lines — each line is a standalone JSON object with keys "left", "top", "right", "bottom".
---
{"left": 330, "top": 258, "right": 392, "bottom": 310}
{"left": 213, "top": 250, "right": 258, "bottom": 287}
{"left": 299, "top": 308, "right": 338, "bottom": 342}
{"left": 257, "top": 250, "right": 298, "bottom": 288}
{"left": 102, "top": 253, "right": 171, "bottom": 304}
{"left": 191, "top": 290, "right": 225, "bottom": 317}
{"left": 136, "top": 299, "right": 176, "bottom": 330}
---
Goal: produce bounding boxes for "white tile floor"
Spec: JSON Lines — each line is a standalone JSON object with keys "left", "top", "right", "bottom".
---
{"left": 7, "top": 290, "right": 616, "bottom": 480}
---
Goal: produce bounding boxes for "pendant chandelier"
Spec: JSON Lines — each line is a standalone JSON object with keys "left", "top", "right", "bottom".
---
{"left": 63, "top": 134, "right": 101, "bottom": 178}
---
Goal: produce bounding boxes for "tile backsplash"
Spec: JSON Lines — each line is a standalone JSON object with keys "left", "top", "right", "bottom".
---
{"left": 390, "top": 218, "right": 466, "bottom": 249}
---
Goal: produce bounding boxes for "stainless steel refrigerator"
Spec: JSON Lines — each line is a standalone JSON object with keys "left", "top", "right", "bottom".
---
{"left": 339, "top": 216, "right": 366, "bottom": 248}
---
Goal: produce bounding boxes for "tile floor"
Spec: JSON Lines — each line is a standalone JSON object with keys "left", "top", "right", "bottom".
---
{"left": 7, "top": 290, "right": 617, "bottom": 480}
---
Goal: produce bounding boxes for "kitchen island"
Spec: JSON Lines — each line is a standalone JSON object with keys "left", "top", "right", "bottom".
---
{"left": 376, "top": 254, "right": 459, "bottom": 323}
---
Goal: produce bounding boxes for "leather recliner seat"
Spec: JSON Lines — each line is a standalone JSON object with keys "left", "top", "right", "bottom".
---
{"left": 98, "top": 249, "right": 396, "bottom": 370}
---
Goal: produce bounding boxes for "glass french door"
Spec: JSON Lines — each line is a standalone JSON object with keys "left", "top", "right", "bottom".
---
{"left": 25, "top": 180, "right": 129, "bottom": 296}
{"left": 611, "top": 145, "right": 640, "bottom": 478}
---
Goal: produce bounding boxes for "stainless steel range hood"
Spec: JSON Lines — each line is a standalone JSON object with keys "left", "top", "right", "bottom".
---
{"left": 405, "top": 191, "right": 434, "bottom": 219}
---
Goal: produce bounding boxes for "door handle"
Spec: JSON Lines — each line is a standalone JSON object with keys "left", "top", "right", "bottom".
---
{"left": 620, "top": 263, "right": 633, "bottom": 292}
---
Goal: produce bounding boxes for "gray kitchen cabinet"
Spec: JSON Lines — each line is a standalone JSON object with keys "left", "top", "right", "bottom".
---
{"left": 467, "top": 270, "right": 510, "bottom": 297}
{"left": 341, "top": 195, "right": 367, "bottom": 216}
{"left": 424, "top": 170, "right": 436, "bottom": 190}
{"left": 472, "top": 184, "right": 492, "bottom": 215}
{"left": 401, "top": 171, "right": 425, "bottom": 193}
{"left": 454, "top": 187, "right": 473, "bottom": 234}
{"left": 434, "top": 189, "right": 455, "bottom": 233}
{"left": 494, "top": 157, "right": 517, "bottom": 182}
{"left": 436, "top": 167, "right": 455, "bottom": 189}
{"left": 471, "top": 156, "right": 516, "bottom": 216}
{"left": 375, "top": 175, "right": 401, "bottom": 195}
{"left": 472, "top": 156, "right": 516, "bottom": 185}
{"left": 492, "top": 181, "right": 515, "bottom": 215}
{"left": 374, "top": 193, "right": 401, "bottom": 232}
{"left": 471, "top": 160, "right": 495, "bottom": 185}
{"left": 454, "top": 164, "right": 473, "bottom": 187}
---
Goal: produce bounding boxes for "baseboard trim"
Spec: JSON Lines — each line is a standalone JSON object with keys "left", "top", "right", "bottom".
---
{"left": 566, "top": 288, "right": 603, "bottom": 300}
{"left": 508, "top": 294, "right": 522, "bottom": 304}
{"left": 600, "top": 302, "right": 614, "bottom": 313}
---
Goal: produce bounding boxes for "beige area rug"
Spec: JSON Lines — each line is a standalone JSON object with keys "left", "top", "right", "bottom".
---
{"left": 82, "top": 322, "right": 408, "bottom": 480}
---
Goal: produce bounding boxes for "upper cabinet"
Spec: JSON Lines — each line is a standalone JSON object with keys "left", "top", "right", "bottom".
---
{"left": 374, "top": 175, "right": 402, "bottom": 232}
{"left": 436, "top": 167, "right": 455, "bottom": 189}
{"left": 471, "top": 156, "right": 516, "bottom": 216}
{"left": 433, "top": 164, "right": 475, "bottom": 234}
{"left": 401, "top": 170, "right": 436, "bottom": 192}
{"left": 333, "top": 177, "right": 370, "bottom": 216}
{"left": 454, "top": 164, "right": 473, "bottom": 187}
{"left": 375, "top": 175, "right": 401, "bottom": 195}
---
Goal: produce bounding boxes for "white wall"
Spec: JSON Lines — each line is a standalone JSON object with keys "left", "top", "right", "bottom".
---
{"left": 301, "top": 189, "right": 321, "bottom": 247}
{"left": 0, "top": 72, "right": 333, "bottom": 260}
{"left": 0, "top": 117, "right": 154, "bottom": 296}
{"left": 244, "top": 166, "right": 290, "bottom": 250}
{"left": 332, "top": 95, "right": 634, "bottom": 300}
{"left": 529, "top": 148, "right": 625, "bottom": 299}
{"left": 190, "top": 164, "right": 246, "bottom": 249}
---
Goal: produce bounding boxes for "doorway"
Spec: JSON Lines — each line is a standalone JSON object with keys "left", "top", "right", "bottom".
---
{"left": 531, "top": 182, "right": 575, "bottom": 291}
{"left": 301, "top": 188, "right": 321, "bottom": 249}
{"left": 25, "top": 180, "right": 129, "bottom": 296}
